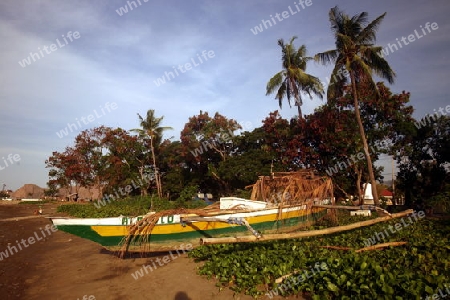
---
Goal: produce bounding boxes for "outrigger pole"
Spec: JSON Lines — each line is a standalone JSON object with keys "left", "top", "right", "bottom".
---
{"left": 200, "top": 209, "right": 413, "bottom": 245}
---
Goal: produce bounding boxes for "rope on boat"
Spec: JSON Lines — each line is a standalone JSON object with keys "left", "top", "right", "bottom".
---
{"left": 227, "top": 217, "right": 262, "bottom": 238}
{"left": 180, "top": 216, "right": 262, "bottom": 238}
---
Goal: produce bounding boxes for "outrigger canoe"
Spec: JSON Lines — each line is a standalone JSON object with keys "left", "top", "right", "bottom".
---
{"left": 49, "top": 197, "right": 329, "bottom": 252}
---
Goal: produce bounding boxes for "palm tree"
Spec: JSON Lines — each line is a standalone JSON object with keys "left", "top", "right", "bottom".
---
{"left": 315, "top": 6, "right": 395, "bottom": 205}
{"left": 132, "top": 109, "right": 172, "bottom": 198}
{"left": 266, "top": 36, "right": 324, "bottom": 118}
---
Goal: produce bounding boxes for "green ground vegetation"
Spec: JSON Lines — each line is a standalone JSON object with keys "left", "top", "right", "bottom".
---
{"left": 189, "top": 212, "right": 450, "bottom": 299}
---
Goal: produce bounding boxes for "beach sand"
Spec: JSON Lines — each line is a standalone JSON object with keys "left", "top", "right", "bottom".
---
{"left": 0, "top": 201, "right": 299, "bottom": 300}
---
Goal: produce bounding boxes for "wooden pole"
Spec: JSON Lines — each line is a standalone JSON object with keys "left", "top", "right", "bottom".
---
{"left": 312, "top": 204, "right": 391, "bottom": 216}
{"left": 392, "top": 157, "right": 396, "bottom": 204}
{"left": 355, "top": 241, "right": 407, "bottom": 253}
{"left": 200, "top": 209, "right": 414, "bottom": 245}
{"left": 312, "top": 204, "right": 380, "bottom": 210}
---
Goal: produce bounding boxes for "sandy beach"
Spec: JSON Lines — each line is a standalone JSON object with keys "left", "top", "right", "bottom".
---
{"left": 0, "top": 201, "right": 300, "bottom": 300}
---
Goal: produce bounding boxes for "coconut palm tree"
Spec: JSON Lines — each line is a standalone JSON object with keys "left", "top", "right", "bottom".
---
{"left": 266, "top": 36, "right": 324, "bottom": 118}
{"left": 132, "top": 109, "right": 172, "bottom": 198}
{"left": 315, "top": 6, "right": 395, "bottom": 205}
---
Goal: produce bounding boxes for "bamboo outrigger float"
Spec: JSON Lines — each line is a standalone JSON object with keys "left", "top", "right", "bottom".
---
{"left": 199, "top": 210, "right": 413, "bottom": 245}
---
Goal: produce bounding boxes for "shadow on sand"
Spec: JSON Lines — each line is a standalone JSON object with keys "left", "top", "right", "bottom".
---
{"left": 174, "top": 291, "right": 192, "bottom": 300}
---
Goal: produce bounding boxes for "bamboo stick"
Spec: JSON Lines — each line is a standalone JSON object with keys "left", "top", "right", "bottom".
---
{"left": 355, "top": 241, "right": 407, "bottom": 252}
{"left": 319, "top": 242, "right": 407, "bottom": 252}
{"left": 312, "top": 204, "right": 391, "bottom": 216}
{"left": 200, "top": 209, "right": 414, "bottom": 245}
{"left": 319, "top": 245, "right": 352, "bottom": 251}
{"left": 312, "top": 204, "right": 376, "bottom": 210}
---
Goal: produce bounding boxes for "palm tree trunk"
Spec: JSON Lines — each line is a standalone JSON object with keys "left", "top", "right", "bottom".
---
{"left": 354, "top": 165, "right": 363, "bottom": 205}
{"left": 350, "top": 71, "right": 380, "bottom": 206}
{"left": 297, "top": 104, "right": 302, "bottom": 119}
{"left": 138, "top": 166, "right": 147, "bottom": 196}
{"left": 295, "top": 96, "right": 303, "bottom": 119}
{"left": 150, "top": 138, "right": 162, "bottom": 198}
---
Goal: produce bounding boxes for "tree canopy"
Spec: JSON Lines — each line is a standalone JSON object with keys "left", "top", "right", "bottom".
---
{"left": 45, "top": 7, "right": 448, "bottom": 212}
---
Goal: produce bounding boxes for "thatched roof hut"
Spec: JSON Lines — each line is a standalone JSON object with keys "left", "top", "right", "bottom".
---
{"left": 247, "top": 170, "right": 334, "bottom": 206}
{"left": 11, "top": 184, "right": 45, "bottom": 199}
{"left": 57, "top": 186, "right": 101, "bottom": 201}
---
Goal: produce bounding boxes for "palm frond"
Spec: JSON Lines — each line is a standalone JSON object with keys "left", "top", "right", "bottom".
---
{"left": 266, "top": 72, "right": 284, "bottom": 95}
{"left": 267, "top": 37, "right": 324, "bottom": 115}
{"left": 335, "top": 32, "right": 354, "bottom": 50}
{"left": 315, "top": 50, "right": 339, "bottom": 65}
{"left": 362, "top": 47, "right": 396, "bottom": 84}
{"left": 358, "top": 12, "right": 387, "bottom": 44}
{"left": 329, "top": 6, "right": 345, "bottom": 35}
{"left": 276, "top": 82, "right": 288, "bottom": 108}
{"left": 326, "top": 64, "right": 347, "bottom": 101}
{"left": 351, "top": 11, "right": 368, "bottom": 28}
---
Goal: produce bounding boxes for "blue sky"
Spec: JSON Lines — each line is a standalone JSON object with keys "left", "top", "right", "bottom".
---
{"left": 0, "top": 0, "right": 449, "bottom": 190}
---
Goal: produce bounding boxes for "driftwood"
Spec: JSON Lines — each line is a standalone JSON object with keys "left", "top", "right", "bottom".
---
{"left": 275, "top": 273, "right": 298, "bottom": 284}
{"left": 319, "top": 245, "right": 352, "bottom": 251}
{"left": 200, "top": 209, "right": 414, "bottom": 245}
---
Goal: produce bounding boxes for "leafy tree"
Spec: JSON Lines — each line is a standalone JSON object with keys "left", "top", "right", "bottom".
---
{"left": 44, "top": 182, "right": 59, "bottom": 198}
{"left": 396, "top": 115, "right": 450, "bottom": 208}
{"left": 158, "top": 140, "right": 190, "bottom": 200}
{"left": 217, "top": 127, "right": 277, "bottom": 190}
{"left": 266, "top": 37, "right": 324, "bottom": 118}
{"left": 181, "top": 111, "right": 241, "bottom": 162}
{"left": 261, "top": 111, "right": 295, "bottom": 168}
{"left": 300, "top": 102, "right": 367, "bottom": 201}
{"left": 73, "top": 127, "right": 109, "bottom": 198}
{"left": 315, "top": 6, "right": 395, "bottom": 205}
{"left": 297, "top": 83, "right": 413, "bottom": 204}
{"left": 46, "top": 126, "right": 149, "bottom": 199}
{"left": 45, "top": 146, "right": 88, "bottom": 196}
{"left": 101, "top": 127, "right": 147, "bottom": 195}
{"left": 180, "top": 111, "right": 241, "bottom": 195}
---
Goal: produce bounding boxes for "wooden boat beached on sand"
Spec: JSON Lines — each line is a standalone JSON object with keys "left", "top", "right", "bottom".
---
{"left": 49, "top": 197, "right": 329, "bottom": 252}
{"left": 50, "top": 171, "right": 358, "bottom": 254}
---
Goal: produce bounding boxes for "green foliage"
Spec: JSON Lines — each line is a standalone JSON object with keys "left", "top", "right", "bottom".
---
{"left": 266, "top": 36, "right": 324, "bottom": 118}
{"left": 232, "top": 189, "right": 252, "bottom": 199}
{"left": 56, "top": 195, "right": 206, "bottom": 218}
{"left": 429, "top": 184, "right": 450, "bottom": 213}
{"left": 176, "top": 184, "right": 198, "bottom": 203}
{"left": 189, "top": 216, "right": 450, "bottom": 298}
{"left": 173, "top": 184, "right": 209, "bottom": 209}
{"left": 396, "top": 116, "right": 450, "bottom": 207}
